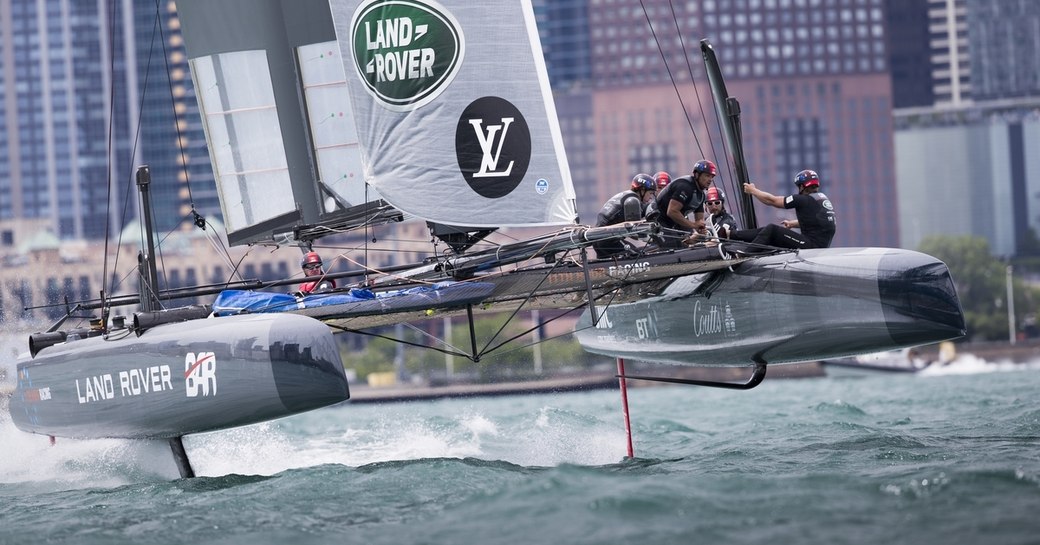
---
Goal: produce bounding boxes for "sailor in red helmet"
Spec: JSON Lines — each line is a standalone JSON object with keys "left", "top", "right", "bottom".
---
{"left": 734, "top": 169, "right": 836, "bottom": 251}
{"left": 646, "top": 160, "right": 717, "bottom": 248}
{"left": 297, "top": 251, "right": 337, "bottom": 295}
{"left": 593, "top": 173, "right": 657, "bottom": 258}
{"left": 653, "top": 171, "right": 671, "bottom": 191}
{"left": 686, "top": 186, "right": 744, "bottom": 243}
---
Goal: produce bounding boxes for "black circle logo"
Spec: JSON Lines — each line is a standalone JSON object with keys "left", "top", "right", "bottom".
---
{"left": 455, "top": 96, "right": 531, "bottom": 199}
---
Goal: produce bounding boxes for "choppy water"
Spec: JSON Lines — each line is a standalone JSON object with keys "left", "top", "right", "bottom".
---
{"left": 3, "top": 360, "right": 1040, "bottom": 545}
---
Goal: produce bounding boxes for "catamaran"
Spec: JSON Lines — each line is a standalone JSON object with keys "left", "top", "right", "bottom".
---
{"left": 8, "top": 0, "right": 965, "bottom": 478}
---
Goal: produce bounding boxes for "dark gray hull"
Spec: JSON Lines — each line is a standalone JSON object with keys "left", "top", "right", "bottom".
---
{"left": 574, "top": 248, "right": 965, "bottom": 366}
{"left": 9, "top": 313, "right": 348, "bottom": 439}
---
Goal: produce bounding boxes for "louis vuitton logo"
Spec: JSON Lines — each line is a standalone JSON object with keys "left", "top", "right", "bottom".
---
{"left": 468, "top": 117, "right": 515, "bottom": 178}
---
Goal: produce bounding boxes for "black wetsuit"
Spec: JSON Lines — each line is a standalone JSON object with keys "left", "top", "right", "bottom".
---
{"left": 593, "top": 190, "right": 644, "bottom": 258}
{"left": 647, "top": 175, "right": 705, "bottom": 248}
{"left": 732, "top": 191, "right": 836, "bottom": 250}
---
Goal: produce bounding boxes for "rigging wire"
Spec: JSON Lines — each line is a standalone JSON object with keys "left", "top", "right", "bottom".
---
{"left": 638, "top": 0, "right": 705, "bottom": 157}
{"left": 102, "top": 0, "right": 166, "bottom": 315}
{"left": 154, "top": 0, "right": 205, "bottom": 231}
{"left": 663, "top": 0, "right": 736, "bottom": 199}
{"left": 190, "top": 212, "right": 243, "bottom": 284}
{"left": 475, "top": 255, "right": 570, "bottom": 359}
{"left": 640, "top": 0, "right": 747, "bottom": 224}
{"left": 329, "top": 324, "right": 473, "bottom": 360}
{"left": 401, "top": 320, "right": 471, "bottom": 359}
{"left": 133, "top": 2, "right": 175, "bottom": 310}
{"left": 329, "top": 303, "right": 589, "bottom": 363}
{"left": 98, "top": 1, "right": 146, "bottom": 307}
{"left": 474, "top": 305, "right": 588, "bottom": 360}
{"left": 324, "top": 263, "right": 646, "bottom": 363}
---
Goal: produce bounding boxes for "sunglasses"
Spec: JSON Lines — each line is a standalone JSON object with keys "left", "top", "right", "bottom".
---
{"left": 303, "top": 264, "right": 322, "bottom": 270}
{"left": 706, "top": 200, "right": 722, "bottom": 205}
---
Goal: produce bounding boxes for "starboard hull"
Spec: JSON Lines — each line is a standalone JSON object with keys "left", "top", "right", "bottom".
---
{"left": 9, "top": 313, "right": 348, "bottom": 439}
{"left": 574, "top": 247, "right": 965, "bottom": 366}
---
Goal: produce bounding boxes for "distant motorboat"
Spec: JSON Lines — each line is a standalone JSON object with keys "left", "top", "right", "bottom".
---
{"left": 820, "top": 343, "right": 957, "bottom": 377}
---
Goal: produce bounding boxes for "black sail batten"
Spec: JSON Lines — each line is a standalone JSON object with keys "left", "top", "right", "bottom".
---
{"left": 294, "top": 199, "right": 404, "bottom": 243}
{"left": 427, "top": 223, "right": 499, "bottom": 255}
{"left": 700, "top": 40, "right": 757, "bottom": 230}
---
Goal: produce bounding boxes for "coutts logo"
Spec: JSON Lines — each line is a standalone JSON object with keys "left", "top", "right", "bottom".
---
{"left": 456, "top": 96, "right": 531, "bottom": 198}
{"left": 350, "top": 0, "right": 464, "bottom": 111}
{"left": 692, "top": 300, "right": 738, "bottom": 337}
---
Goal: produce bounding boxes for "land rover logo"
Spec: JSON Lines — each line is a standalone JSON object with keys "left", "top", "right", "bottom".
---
{"left": 455, "top": 96, "right": 531, "bottom": 199}
{"left": 350, "top": 0, "right": 464, "bottom": 111}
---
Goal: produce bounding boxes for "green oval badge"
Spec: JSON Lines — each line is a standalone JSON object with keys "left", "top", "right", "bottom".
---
{"left": 351, "top": 0, "right": 465, "bottom": 111}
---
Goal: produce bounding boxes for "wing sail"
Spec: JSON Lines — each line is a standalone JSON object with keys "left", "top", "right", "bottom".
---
{"left": 329, "top": 0, "right": 578, "bottom": 228}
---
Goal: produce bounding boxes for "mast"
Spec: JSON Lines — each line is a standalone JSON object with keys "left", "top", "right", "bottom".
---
{"left": 136, "top": 165, "right": 161, "bottom": 312}
{"left": 700, "top": 40, "right": 758, "bottom": 230}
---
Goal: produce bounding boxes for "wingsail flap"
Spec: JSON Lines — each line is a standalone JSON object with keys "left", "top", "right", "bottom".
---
{"left": 701, "top": 40, "right": 757, "bottom": 230}
{"left": 329, "top": 0, "right": 578, "bottom": 228}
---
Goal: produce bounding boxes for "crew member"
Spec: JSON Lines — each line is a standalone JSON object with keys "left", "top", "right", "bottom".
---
{"left": 732, "top": 169, "right": 836, "bottom": 251}
{"left": 653, "top": 171, "right": 671, "bottom": 191}
{"left": 593, "top": 173, "right": 657, "bottom": 258}
{"left": 647, "top": 159, "right": 717, "bottom": 248}
{"left": 689, "top": 186, "right": 738, "bottom": 243}
{"left": 298, "top": 251, "right": 337, "bottom": 295}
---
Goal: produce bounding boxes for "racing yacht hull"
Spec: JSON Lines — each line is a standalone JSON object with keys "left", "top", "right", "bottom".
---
{"left": 574, "top": 247, "right": 966, "bottom": 366}
{"left": 10, "top": 313, "right": 348, "bottom": 440}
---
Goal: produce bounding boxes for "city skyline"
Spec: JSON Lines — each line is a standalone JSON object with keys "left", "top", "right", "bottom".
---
{"left": 1, "top": 0, "right": 1037, "bottom": 247}
{"left": 0, "top": 0, "right": 218, "bottom": 245}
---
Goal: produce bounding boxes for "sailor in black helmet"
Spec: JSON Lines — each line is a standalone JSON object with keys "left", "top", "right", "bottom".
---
{"left": 593, "top": 173, "right": 657, "bottom": 258}
{"left": 732, "top": 169, "right": 836, "bottom": 250}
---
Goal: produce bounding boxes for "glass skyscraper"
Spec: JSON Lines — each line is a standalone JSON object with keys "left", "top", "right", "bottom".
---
{"left": 0, "top": 0, "right": 217, "bottom": 242}
{"left": 891, "top": 0, "right": 1040, "bottom": 257}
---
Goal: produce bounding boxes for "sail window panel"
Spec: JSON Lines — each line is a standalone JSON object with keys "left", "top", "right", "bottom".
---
{"left": 191, "top": 50, "right": 294, "bottom": 234}
{"left": 303, "top": 85, "right": 358, "bottom": 149}
{"left": 298, "top": 42, "right": 346, "bottom": 86}
{"left": 202, "top": 109, "right": 289, "bottom": 178}
{"left": 218, "top": 170, "right": 296, "bottom": 230}
{"left": 195, "top": 53, "right": 277, "bottom": 111}
{"left": 315, "top": 147, "right": 367, "bottom": 208}
{"left": 298, "top": 41, "right": 377, "bottom": 213}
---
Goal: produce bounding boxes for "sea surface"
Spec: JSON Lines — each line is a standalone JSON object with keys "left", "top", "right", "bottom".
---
{"left": 3, "top": 358, "right": 1040, "bottom": 545}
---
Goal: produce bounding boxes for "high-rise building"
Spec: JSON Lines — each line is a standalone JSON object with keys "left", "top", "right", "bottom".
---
{"left": 890, "top": 0, "right": 1040, "bottom": 107}
{"left": 884, "top": 0, "right": 933, "bottom": 108}
{"left": 0, "top": 0, "right": 217, "bottom": 244}
{"left": 926, "top": 0, "right": 971, "bottom": 106}
{"left": 894, "top": 102, "right": 1040, "bottom": 257}
{"left": 0, "top": 0, "right": 125, "bottom": 240}
{"left": 890, "top": 0, "right": 1040, "bottom": 256}
{"left": 967, "top": 0, "right": 1040, "bottom": 101}
{"left": 533, "top": 0, "right": 592, "bottom": 90}
{"left": 590, "top": 0, "right": 888, "bottom": 86}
